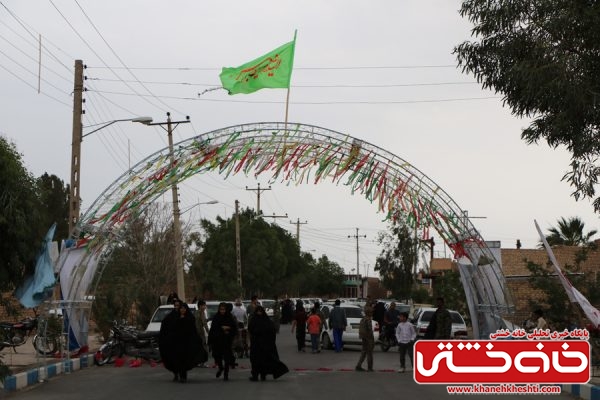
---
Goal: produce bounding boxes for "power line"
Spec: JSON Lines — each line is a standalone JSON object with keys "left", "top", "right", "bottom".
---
{"left": 47, "top": 0, "right": 168, "bottom": 115}
{"left": 85, "top": 64, "right": 459, "bottom": 71}
{"left": 0, "top": 62, "right": 70, "bottom": 107}
{"left": 72, "top": 0, "right": 186, "bottom": 120}
{"left": 0, "top": 47, "right": 71, "bottom": 95}
{"left": 0, "top": 32, "right": 72, "bottom": 84}
{"left": 0, "top": 3, "right": 73, "bottom": 75}
{"left": 86, "top": 77, "right": 478, "bottom": 89}
{"left": 87, "top": 89, "right": 500, "bottom": 104}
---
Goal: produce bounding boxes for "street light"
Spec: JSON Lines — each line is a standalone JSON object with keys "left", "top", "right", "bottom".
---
{"left": 69, "top": 116, "right": 153, "bottom": 234}
{"left": 137, "top": 112, "right": 191, "bottom": 301}
{"left": 180, "top": 200, "right": 219, "bottom": 215}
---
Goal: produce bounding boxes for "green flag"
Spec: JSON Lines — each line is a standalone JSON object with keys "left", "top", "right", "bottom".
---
{"left": 220, "top": 40, "right": 295, "bottom": 95}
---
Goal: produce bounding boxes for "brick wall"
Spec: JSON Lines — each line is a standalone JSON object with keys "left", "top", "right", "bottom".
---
{"left": 501, "top": 246, "right": 600, "bottom": 326}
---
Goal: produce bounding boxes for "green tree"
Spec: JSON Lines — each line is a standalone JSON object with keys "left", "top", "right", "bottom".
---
{"left": 543, "top": 216, "right": 597, "bottom": 247}
{"left": 36, "top": 173, "right": 69, "bottom": 241}
{"left": 188, "top": 209, "right": 328, "bottom": 299}
{"left": 454, "top": 1, "right": 600, "bottom": 211}
{"left": 432, "top": 270, "right": 468, "bottom": 319}
{"left": 93, "top": 204, "right": 178, "bottom": 334}
{"left": 310, "top": 255, "right": 345, "bottom": 296}
{"left": 0, "top": 136, "right": 43, "bottom": 290}
{"left": 374, "top": 220, "right": 418, "bottom": 300}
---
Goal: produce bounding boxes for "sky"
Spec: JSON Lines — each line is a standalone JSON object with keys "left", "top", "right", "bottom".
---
{"left": 1, "top": 0, "right": 598, "bottom": 276}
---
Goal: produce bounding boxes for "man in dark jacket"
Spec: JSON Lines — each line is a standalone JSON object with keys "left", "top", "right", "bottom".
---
{"left": 328, "top": 300, "right": 347, "bottom": 352}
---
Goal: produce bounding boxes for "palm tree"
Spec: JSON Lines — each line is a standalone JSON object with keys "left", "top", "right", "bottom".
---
{"left": 542, "top": 217, "right": 598, "bottom": 247}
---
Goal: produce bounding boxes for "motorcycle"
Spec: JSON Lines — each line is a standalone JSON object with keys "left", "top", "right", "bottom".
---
{"left": 378, "top": 324, "right": 398, "bottom": 352}
{"left": 94, "top": 321, "right": 161, "bottom": 366}
{"left": 0, "top": 317, "right": 37, "bottom": 352}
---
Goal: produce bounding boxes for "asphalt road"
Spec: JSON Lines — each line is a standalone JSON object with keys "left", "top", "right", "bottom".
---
{"left": 6, "top": 327, "right": 574, "bottom": 400}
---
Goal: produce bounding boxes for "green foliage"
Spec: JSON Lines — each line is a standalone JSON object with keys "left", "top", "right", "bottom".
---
{"left": 374, "top": 220, "right": 418, "bottom": 300}
{"left": 93, "top": 205, "right": 178, "bottom": 332}
{"left": 526, "top": 260, "right": 573, "bottom": 328}
{"left": 542, "top": 216, "right": 597, "bottom": 248}
{"left": 525, "top": 243, "right": 600, "bottom": 329}
{"left": 455, "top": 1, "right": 600, "bottom": 211}
{"left": 188, "top": 208, "right": 344, "bottom": 299}
{"left": 432, "top": 270, "right": 468, "bottom": 318}
{"left": 0, "top": 136, "right": 44, "bottom": 291}
{"left": 36, "top": 173, "right": 69, "bottom": 241}
{"left": 411, "top": 286, "right": 431, "bottom": 304}
{"left": 306, "top": 255, "right": 345, "bottom": 296}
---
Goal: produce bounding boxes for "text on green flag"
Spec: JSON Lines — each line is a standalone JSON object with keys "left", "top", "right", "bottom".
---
{"left": 220, "top": 40, "right": 295, "bottom": 95}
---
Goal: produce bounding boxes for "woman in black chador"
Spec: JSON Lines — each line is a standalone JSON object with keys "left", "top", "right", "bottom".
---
{"left": 248, "top": 305, "right": 289, "bottom": 381}
{"left": 159, "top": 302, "right": 201, "bottom": 383}
{"left": 208, "top": 302, "right": 237, "bottom": 381}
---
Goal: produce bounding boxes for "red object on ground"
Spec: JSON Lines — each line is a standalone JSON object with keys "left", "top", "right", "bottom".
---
{"left": 114, "top": 358, "right": 125, "bottom": 367}
{"left": 316, "top": 367, "right": 333, "bottom": 371}
{"left": 129, "top": 359, "right": 142, "bottom": 368}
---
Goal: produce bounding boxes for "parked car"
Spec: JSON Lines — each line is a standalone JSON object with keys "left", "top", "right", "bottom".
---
{"left": 412, "top": 307, "right": 468, "bottom": 339}
{"left": 258, "top": 299, "right": 276, "bottom": 317}
{"left": 145, "top": 303, "right": 199, "bottom": 333}
{"left": 306, "top": 304, "right": 379, "bottom": 349}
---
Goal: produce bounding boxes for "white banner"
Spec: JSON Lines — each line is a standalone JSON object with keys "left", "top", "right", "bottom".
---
{"left": 535, "top": 220, "right": 600, "bottom": 327}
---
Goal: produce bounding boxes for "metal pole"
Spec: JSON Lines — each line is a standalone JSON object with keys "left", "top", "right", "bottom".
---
{"left": 235, "top": 200, "right": 242, "bottom": 290}
{"left": 167, "top": 114, "right": 185, "bottom": 301}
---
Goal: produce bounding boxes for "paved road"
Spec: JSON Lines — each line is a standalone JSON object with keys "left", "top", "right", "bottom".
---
{"left": 6, "top": 328, "right": 574, "bottom": 400}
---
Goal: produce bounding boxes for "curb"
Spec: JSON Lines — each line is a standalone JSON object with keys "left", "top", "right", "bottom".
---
{"left": 1, "top": 354, "right": 95, "bottom": 393}
{"left": 561, "top": 383, "right": 600, "bottom": 400}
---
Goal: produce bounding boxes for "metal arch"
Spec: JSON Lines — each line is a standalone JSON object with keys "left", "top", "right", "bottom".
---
{"left": 62, "top": 122, "right": 514, "bottom": 338}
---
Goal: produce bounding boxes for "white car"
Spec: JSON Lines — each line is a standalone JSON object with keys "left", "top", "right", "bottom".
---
{"left": 306, "top": 304, "right": 379, "bottom": 349}
{"left": 412, "top": 307, "right": 468, "bottom": 339}
{"left": 258, "top": 299, "right": 276, "bottom": 317}
{"left": 145, "top": 304, "right": 199, "bottom": 333}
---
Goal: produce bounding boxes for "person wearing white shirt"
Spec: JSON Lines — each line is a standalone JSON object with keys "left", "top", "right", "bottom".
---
{"left": 395, "top": 312, "right": 417, "bottom": 373}
{"left": 232, "top": 299, "right": 247, "bottom": 327}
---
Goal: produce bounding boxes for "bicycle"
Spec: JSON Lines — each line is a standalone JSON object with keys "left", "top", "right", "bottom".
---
{"left": 32, "top": 314, "right": 63, "bottom": 356}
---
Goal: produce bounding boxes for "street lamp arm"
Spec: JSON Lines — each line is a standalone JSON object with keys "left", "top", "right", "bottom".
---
{"left": 82, "top": 116, "right": 153, "bottom": 139}
{"left": 180, "top": 200, "right": 219, "bottom": 215}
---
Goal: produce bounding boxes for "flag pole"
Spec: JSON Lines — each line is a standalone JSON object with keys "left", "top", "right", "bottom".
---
{"left": 284, "top": 30, "right": 297, "bottom": 133}
{"left": 282, "top": 30, "right": 297, "bottom": 166}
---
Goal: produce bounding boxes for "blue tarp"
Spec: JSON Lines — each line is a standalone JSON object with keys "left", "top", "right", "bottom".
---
{"left": 15, "top": 223, "right": 57, "bottom": 308}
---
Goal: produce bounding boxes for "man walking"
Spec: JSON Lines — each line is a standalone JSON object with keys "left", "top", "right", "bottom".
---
{"left": 328, "top": 299, "right": 347, "bottom": 353}
{"left": 356, "top": 307, "right": 374, "bottom": 372}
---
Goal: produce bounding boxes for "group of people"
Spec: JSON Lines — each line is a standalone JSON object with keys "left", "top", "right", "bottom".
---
{"left": 158, "top": 294, "right": 288, "bottom": 383}
{"left": 356, "top": 296, "right": 452, "bottom": 373}
{"left": 158, "top": 293, "right": 459, "bottom": 380}
{"left": 290, "top": 299, "right": 348, "bottom": 354}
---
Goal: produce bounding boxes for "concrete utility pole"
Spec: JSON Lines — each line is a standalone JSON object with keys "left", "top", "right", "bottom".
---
{"left": 348, "top": 228, "right": 366, "bottom": 298}
{"left": 290, "top": 218, "right": 308, "bottom": 244}
{"left": 68, "top": 60, "right": 84, "bottom": 235}
{"left": 144, "top": 113, "right": 190, "bottom": 301}
{"left": 235, "top": 200, "right": 242, "bottom": 289}
{"left": 245, "top": 183, "right": 271, "bottom": 215}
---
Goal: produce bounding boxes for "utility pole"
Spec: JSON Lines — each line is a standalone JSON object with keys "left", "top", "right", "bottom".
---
{"left": 263, "top": 213, "right": 288, "bottom": 221}
{"left": 235, "top": 200, "right": 242, "bottom": 290}
{"left": 144, "top": 113, "right": 190, "bottom": 301}
{"left": 290, "top": 218, "right": 308, "bottom": 244}
{"left": 68, "top": 60, "right": 84, "bottom": 235}
{"left": 245, "top": 183, "right": 271, "bottom": 215}
{"left": 348, "top": 228, "right": 366, "bottom": 298}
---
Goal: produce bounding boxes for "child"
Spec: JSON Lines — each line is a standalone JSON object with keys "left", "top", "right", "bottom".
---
{"left": 306, "top": 309, "right": 322, "bottom": 353}
{"left": 395, "top": 311, "right": 416, "bottom": 373}
{"left": 355, "top": 308, "right": 374, "bottom": 372}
